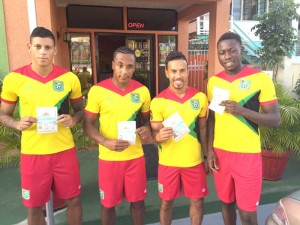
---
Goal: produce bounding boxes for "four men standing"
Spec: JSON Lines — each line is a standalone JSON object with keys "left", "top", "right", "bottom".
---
{"left": 0, "top": 28, "right": 280, "bottom": 225}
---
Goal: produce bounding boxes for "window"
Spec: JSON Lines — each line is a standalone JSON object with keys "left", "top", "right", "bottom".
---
{"left": 127, "top": 8, "right": 177, "bottom": 31}
{"left": 243, "top": 0, "right": 267, "bottom": 20}
{"left": 197, "top": 13, "right": 209, "bottom": 35}
{"left": 66, "top": 5, "right": 123, "bottom": 29}
{"left": 231, "top": 0, "right": 242, "bottom": 20}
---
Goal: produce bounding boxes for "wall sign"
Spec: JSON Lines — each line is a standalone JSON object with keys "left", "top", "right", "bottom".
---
{"left": 127, "top": 21, "right": 145, "bottom": 30}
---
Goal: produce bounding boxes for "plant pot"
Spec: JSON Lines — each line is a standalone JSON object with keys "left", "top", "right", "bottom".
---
{"left": 261, "top": 149, "right": 290, "bottom": 181}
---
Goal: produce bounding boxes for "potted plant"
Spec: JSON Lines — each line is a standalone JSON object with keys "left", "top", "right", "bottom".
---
{"left": 260, "top": 83, "right": 300, "bottom": 180}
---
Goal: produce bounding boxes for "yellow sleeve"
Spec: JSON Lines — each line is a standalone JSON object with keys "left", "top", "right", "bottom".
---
{"left": 207, "top": 77, "right": 214, "bottom": 102}
{"left": 199, "top": 92, "right": 208, "bottom": 117}
{"left": 141, "top": 86, "right": 151, "bottom": 113}
{"left": 85, "top": 86, "right": 100, "bottom": 114}
{"left": 1, "top": 73, "right": 18, "bottom": 102}
{"left": 259, "top": 73, "right": 277, "bottom": 103}
{"left": 69, "top": 72, "right": 82, "bottom": 100}
{"left": 150, "top": 97, "right": 163, "bottom": 122}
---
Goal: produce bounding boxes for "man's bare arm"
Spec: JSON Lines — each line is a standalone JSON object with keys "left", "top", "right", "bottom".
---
{"left": 83, "top": 113, "right": 130, "bottom": 151}
{"left": 57, "top": 100, "right": 84, "bottom": 128}
{"left": 221, "top": 100, "right": 281, "bottom": 128}
{"left": 0, "top": 102, "right": 36, "bottom": 131}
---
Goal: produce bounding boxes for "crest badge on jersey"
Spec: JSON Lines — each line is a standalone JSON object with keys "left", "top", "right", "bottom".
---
{"left": 158, "top": 183, "right": 164, "bottom": 193}
{"left": 53, "top": 80, "right": 64, "bottom": 92}
{"left": 131, "top": 93, "right": 140, "bottom": 103}
{"left": 190, "top": 99, "right": 200, "bottom": 110}
{"left": 22, "top": 188, "right": 30, "bottom": 200}
{"left": 239, "top": 79, "right": 251, "bottom": 90}
{"left": 100, "top": 189, "right": 105, "bottom": 200}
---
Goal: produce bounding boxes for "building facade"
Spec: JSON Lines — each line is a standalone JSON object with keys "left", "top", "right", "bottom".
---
{"left": 1, "top": 0, "right": 231, "bottom": 95}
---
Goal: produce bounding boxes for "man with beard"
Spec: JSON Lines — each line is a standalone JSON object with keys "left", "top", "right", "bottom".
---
{"left": 150, "top": 51, "right": 209, "bottom": 225}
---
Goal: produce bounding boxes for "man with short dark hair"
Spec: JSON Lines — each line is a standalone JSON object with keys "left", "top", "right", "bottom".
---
{"left": 207, "top": 31, "right": 281, "bottom": 225}
{"left": 83, "top": 46, "right": 152, "bottom": 225}
{"left": 150, "top": 51, "right": 209, "bottom": 225}
{"left": 0, "top": 26, "right": 83, "bottom": 225}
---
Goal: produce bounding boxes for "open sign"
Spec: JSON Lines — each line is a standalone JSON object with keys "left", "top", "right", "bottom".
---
{"left": 127, "top": 22, "right": 145, "bottom": 30}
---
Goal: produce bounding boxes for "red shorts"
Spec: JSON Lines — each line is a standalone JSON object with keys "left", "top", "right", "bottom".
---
{"left": 20, "top": 148, "right": 81, "bottom": 207}
{"left": 98, "top": 156, "right": 147, "bottom": 208}
{"left": 158, "top": 163, "right": 208, "bottom": 200}
{"left": 214, "top": 149, "right": 262, "bottom": 212}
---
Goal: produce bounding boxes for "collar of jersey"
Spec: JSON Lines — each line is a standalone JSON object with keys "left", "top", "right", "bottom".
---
{"left": 216, "top": 65, "right": 261, "bottom": 82}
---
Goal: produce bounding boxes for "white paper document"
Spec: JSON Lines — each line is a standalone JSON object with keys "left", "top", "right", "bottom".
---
{"left": 118, "top": 121, "right": 136, "bottom": 145}
{"left": 162, "top": 112, "right": 190, "bottom": 142}
{"left": 36, "top": 107, "right": 58, "bottom": 134}
{"left": 208, "top": 87, "right": 230, "bottom": 115}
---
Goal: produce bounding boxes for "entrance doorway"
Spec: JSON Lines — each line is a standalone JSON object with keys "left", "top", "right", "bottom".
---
{"left": 95, "top": 33, "right": 155, "bottom": 97}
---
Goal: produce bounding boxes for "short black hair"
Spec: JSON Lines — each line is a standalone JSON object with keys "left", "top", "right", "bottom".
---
{"left": 30, "top": 27, "right": 56, "bottom": 46}
{"left": 165, "top": 51, "right": 187, "bottom": 69}
{"left": 217, "top": 32, "right": 242, "bottom": 46}
{"left": 113, "top": 46, "right": 135, "bottom": 61}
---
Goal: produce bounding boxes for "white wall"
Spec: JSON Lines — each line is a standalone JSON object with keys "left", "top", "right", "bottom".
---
{"left": 277, "top": 56, "right": 300, "bottom": 95}
{"left": 277, "top": 0, "right": 300, "bottom": 92}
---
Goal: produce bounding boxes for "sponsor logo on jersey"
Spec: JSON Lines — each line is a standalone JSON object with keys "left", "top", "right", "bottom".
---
{"left": 239, "top": 79, "right": 251, "bottom": 90}
{"left": 131, "top": 93, "right": 140, "bottom": 103}
{"left": 190, "top": 99, "right": 200, "bottom": 110}
{"left": 53, "top": 80, "right": 64, "bottom": 92}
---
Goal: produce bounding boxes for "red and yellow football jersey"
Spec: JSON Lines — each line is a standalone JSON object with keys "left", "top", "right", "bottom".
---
{"left": 207, "top": 66, "right": 278, "bottom": 153}
{"left": 150, "top": 87, "right": 208, "bottom": 167}
{"left": 1, "top": 64, "right": 82, "bottom": 154}
{"left": 84, "top": 78, "right": 151, "bottom": 161}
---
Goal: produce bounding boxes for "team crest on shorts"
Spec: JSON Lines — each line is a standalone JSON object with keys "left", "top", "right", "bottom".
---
{"left": 190, "top": 99, "right": 200, "bottom": 110}
{"left": 100, "top": 189, "right": 105, "bottom": 200}
{"left": 239, "top": 79, "right": 251, "bottom": 90}
{"left": 53, "top": 80, "right": 64, "bottom": 92}
{"left": 22, "top": 188, "right": 30, "bottom": 200}
{"left": 131, "top": 93, "right": 140, "bottom": 103}
{"left": 158, "top": 183, "right": 163, "bottom": 193}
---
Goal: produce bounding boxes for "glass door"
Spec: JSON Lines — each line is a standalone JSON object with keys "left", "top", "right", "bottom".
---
{"left": 126, "top": 36, "right": 155, "bottom": 98}
{"left": 68, "top": 33, "right": 93, "bottom": 97}
{"left": 157, "top": 35, "right": 177, "bottom": 93}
